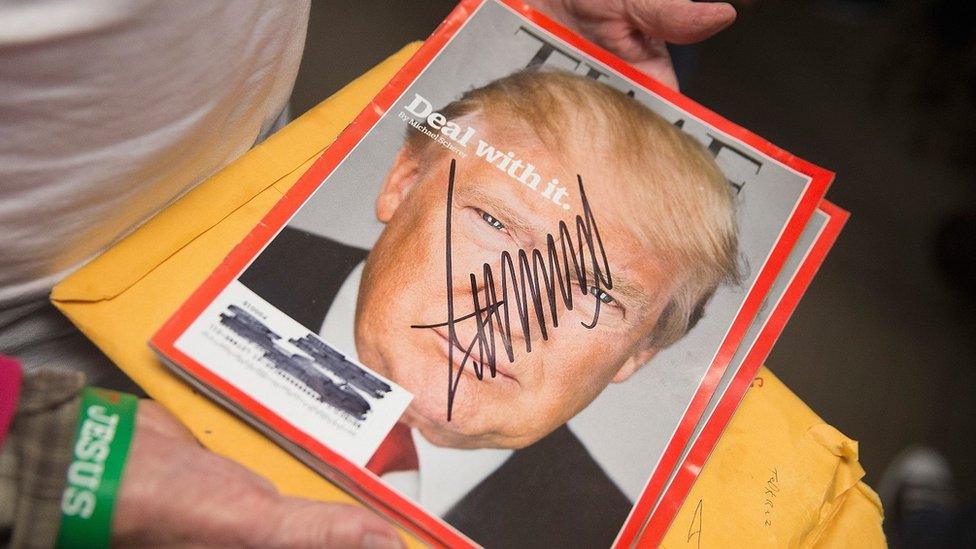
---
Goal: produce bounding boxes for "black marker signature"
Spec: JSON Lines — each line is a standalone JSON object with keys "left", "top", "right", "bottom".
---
{"left": 410, "top": 158, "right": 614, "bottom": 420}
{"left": 688, "top": 499, "right": 703, "bottom": 548}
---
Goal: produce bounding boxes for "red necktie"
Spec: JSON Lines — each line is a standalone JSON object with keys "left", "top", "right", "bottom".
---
{"left": 366, "top": 422, "right": 419, "bottom": 476}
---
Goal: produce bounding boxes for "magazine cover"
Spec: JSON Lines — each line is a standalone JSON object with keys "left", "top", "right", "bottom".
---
{"left": 151, "top": 0, "right": 835, "bottom": 546}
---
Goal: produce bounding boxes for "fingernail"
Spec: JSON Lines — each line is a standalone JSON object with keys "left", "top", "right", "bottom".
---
{"left": 361, "top": 531, "right": 404, "bottom": 549}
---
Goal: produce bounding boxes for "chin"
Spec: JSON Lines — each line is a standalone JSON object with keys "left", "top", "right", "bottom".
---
{"left": 405, "top": 383, "right": 551, "bottom": 450}
{"left": 397, "top": 379, "right": 499, "bottom": 447}
{"left": 372, "top": 340, "right": 535, "bottom": 447}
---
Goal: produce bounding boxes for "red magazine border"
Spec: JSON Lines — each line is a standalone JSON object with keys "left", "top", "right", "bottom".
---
{"left": 151, "top": 1, "right": 835, "bottom": 547}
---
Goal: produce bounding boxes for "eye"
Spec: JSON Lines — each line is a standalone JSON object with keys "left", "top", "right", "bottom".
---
{"left": 590, "top": 286, "right": 616, "bottom": 305}
{"left": 480, "top": 211, "right": 506, "bottom": 231}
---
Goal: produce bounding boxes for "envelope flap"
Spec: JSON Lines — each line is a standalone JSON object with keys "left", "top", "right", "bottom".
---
{"left": 51, "top": 42, "right": 423, "bottom": 303}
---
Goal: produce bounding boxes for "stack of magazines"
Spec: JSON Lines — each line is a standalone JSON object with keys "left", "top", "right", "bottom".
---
{"left": 151, "top": 1, "right": 847, "bottom": 546}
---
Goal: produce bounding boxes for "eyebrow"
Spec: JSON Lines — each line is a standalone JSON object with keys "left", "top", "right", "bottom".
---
{"left": 457, "top": 185, "right": 541, "bottom": 236}
{"left": 606, "top": 275, "right": 653, "bottom": 311}
{"left": 549, "top": 224, "right": 650, "bottom": 310}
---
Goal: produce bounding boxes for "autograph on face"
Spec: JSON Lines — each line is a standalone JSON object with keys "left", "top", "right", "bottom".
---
{"left": 411, "top": 159, "right": 615, "bottom": 420}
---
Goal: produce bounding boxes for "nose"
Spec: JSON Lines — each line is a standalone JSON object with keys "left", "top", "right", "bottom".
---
{"left": 453, "top": 254, "right": 578, "bottom": 356}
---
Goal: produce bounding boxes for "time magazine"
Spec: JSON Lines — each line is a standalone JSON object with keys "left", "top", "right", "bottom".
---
{"left": 150, "top": 0, "right": 843, "bottom": 546}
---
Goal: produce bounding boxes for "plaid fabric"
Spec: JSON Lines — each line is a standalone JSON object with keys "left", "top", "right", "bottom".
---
{"left": 1, "top": 368, "right": 85, "bottom": 548}
{"left": 0, "top": 356, "right": 21, "bottom": 452}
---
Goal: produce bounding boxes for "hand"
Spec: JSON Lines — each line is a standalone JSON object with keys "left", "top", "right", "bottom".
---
{"left": 524, "top": 0, "right": 737, "bottom": 89}
{"left": 112, "top": 400, "right": 404, "bottom": 548}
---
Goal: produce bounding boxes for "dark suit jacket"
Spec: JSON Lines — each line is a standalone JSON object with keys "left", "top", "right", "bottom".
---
{"left": 240, "top": 226, "right": 632, "bottom": 548}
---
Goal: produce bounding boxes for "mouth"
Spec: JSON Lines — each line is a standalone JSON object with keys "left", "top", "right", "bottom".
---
{"left": 429, "top": 327, "right": 519, "bottom": 384}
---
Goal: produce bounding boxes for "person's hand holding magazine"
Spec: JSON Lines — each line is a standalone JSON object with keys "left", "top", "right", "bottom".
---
{"left": 111, "top": 400, "right": 404, "bottom": 548}
{"left": 526, "top": 0, "right": 737, "bottom": 88}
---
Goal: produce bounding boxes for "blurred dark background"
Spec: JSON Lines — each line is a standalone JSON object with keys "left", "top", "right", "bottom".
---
{"left": 291, "top": 0, "right": 976, "bottom": 502}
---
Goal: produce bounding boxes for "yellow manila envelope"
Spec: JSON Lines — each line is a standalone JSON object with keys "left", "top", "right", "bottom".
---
{"left": 657, "top": 371, "right": 884, "bottom": 547}
{"left": 52, "top": 43, "right": 884, "bottom": 547}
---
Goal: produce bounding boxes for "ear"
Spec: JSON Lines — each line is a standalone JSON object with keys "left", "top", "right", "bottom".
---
{"left": 612, "top": 345, "right": 658, "bottom": 383}
{"left": 376, "top": 146, "right": 421, "bottom": 223}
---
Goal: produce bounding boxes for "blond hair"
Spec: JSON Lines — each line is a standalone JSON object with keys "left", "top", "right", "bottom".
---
{"left": 405, "top": 70, "right": 740, "bottom": 348}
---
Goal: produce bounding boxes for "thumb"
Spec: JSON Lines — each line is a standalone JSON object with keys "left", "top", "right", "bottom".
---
{"left": 629, "top": 41, "right": 680, "bottom": 89}
{"left": 262, "top": 497, "right": 405, "bottom": 548}
{"left": 626, "top": 0, "right": 736, "bottom": 45}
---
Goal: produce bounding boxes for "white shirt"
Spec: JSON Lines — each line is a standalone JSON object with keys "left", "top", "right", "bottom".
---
{"left": 0, "top": 0, "right": 309, "bottom": 307}
{"left": 320, "top": 261, "right": 514, "bottom": 516}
